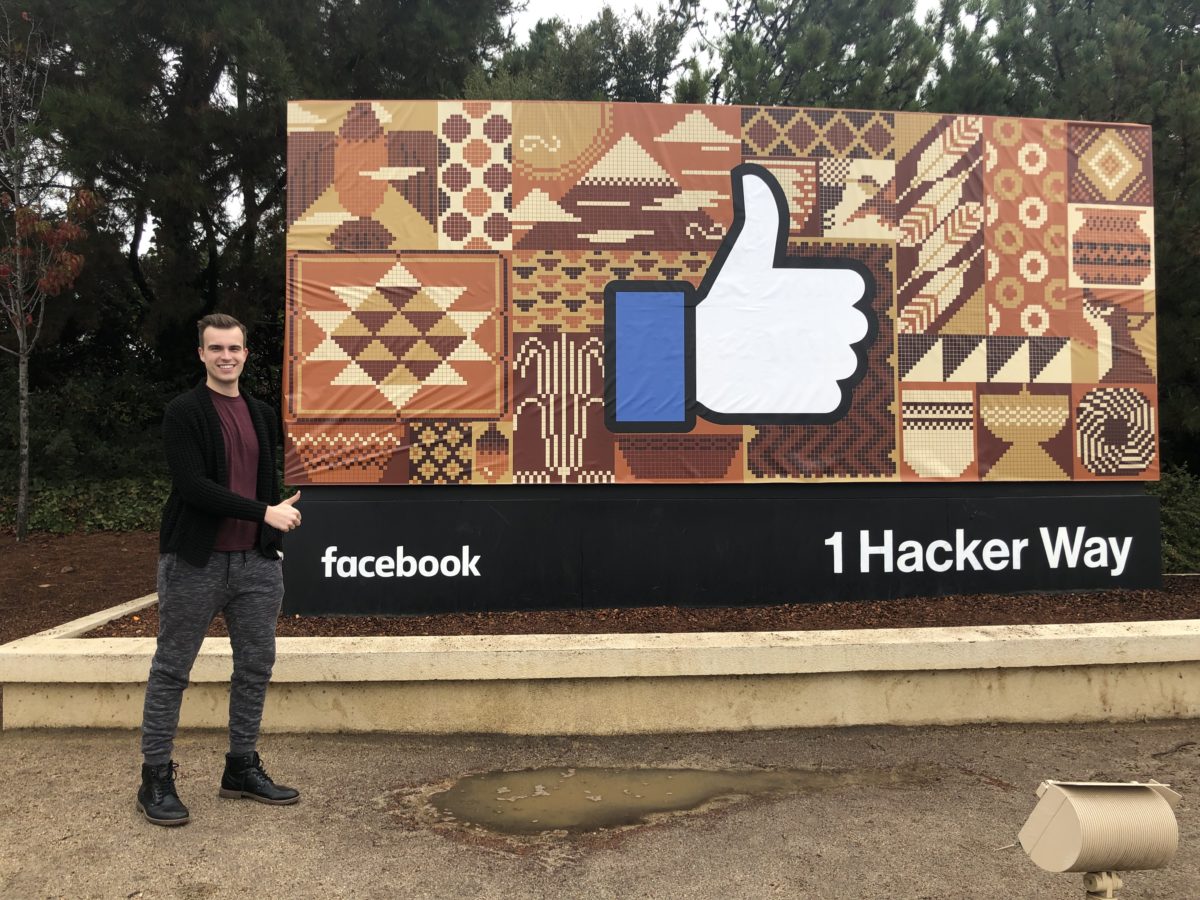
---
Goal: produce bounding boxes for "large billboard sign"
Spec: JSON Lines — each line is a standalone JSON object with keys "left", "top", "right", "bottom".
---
{"left": 281, "top": 101, "right": 1159, "bottom": 613}
{"left": 285, "top": 101, "right": 1157, "bottom": 487}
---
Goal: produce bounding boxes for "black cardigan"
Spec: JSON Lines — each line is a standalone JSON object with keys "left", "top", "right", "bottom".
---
{"left": 159, "top": 383, "right": 283, "bottom": 566}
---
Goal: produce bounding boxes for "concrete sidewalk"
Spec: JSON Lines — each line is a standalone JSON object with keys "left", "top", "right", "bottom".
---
{"left": 0, "top": 722, "right": 1196, "bottom": 899}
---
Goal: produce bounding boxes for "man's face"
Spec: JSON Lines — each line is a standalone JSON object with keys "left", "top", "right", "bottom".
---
{"left": 198, "top": 326, "right": 248, "bottom": 388}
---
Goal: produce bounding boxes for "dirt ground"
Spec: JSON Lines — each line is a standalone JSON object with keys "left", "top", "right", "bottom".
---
{"left": 4, "top": 722, "right": 1199, "bottom": 899}
{"left": 1, "top": 530, "right": 1198, "bottom": 644}
{"left": 0, "top": 530, "right": 158, "bottom": 645}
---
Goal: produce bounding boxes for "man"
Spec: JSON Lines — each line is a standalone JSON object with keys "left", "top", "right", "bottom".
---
{"left": 137, "top": 313, "right": 303, "bottom": 827}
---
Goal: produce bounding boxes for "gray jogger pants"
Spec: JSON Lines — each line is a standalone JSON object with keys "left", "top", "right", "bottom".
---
{"left": 141, "top": 550, "right": 284, "bottom": 765}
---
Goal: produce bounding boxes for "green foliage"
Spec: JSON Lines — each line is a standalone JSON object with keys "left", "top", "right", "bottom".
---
{"left": 672, "top": 58, "right": 716, "bottom": 104}
{"left": 466, "top": 3, "right": 697, "bottom": 101}
{"left": 1, "top": 0, "right": 516, "bottom": 506}
{"left": 712, "top": 0, "right": 936, "bottom": 108}
{"left": 0, "top": 337, "right": 174, "bottom": 484}
{"left": 0, "top": 477, "right": 168, "bottom": 533}
{"left": 35, "top": 0, "right": 515, "bottom": 374}
{"left": 1149, "top": 467, "right": 1200, "bottom": 573}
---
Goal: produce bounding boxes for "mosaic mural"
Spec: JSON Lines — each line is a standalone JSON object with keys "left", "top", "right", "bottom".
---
{"left": 285, "top": 101, "right": 1158, "bottom": 484}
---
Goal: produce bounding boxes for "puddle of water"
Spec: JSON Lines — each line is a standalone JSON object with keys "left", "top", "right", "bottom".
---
{"left": 429, "top": 766, "right": 925, "bottom": 835}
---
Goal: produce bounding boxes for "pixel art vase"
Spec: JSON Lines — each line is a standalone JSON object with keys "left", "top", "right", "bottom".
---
{"left": 979, "top": 388, "right": 1070, "bottom": 481}
{"left": 1071, "top": 208, "right": 1152, "bottom": 286}
{"left": 901, "top": 390, "right": 976, "bottom": 479}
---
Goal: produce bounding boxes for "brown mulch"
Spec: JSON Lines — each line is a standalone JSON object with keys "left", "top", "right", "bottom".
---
{"left": 1, "top": 531, "right": 1197, "bottom": 644}
{"left": 87, "top": 577, "right": 1200, "bottom": 639}
{"left": 0, "top": 530, "right": 158, "bottom": 646}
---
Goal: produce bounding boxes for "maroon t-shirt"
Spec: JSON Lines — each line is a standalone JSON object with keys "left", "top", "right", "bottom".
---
{"left": 209, "top": 388, "right": 260, "bottom": 551}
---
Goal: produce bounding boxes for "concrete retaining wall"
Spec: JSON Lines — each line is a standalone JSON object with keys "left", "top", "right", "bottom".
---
{"left": 2, "top": 595, "right": 1198, "bottom": 732}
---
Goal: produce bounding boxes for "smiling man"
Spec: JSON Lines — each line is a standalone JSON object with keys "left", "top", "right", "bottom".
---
{"left": 137, "top": 313, "right": 303, "bottom": 826}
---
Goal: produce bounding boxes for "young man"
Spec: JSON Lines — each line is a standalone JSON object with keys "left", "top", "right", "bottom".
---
{"left": 137, "top": 313, "right": 303, "bottom": 826}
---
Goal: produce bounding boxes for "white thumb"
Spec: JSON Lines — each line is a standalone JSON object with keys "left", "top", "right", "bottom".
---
{"left": 283, "top": 491, "right": 300, "bottom": 505}
{"left": 725, "top": 166, "right": 785, "bottom": 268}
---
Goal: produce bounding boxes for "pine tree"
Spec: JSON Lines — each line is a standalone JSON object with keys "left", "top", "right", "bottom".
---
{"left": 466, "top": 2, "right": 698, "bottom": 102}
{"left": 712, "top": 0, "right": 936, "bottom": 109}
{"left": 40, "top": 0, "right": 514, "bottom": 378}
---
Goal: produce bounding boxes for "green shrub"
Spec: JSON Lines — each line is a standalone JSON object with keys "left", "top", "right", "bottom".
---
{"left": 1149, "top": 466, "right": 1200, "bottom": 573}
{"left": 0, "top": 477, "right": 169, "bottom": 533}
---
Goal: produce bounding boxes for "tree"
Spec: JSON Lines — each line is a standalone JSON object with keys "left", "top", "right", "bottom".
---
{"left": 711, "top": 0, "right": 936, "bottom": 108}
{"left": 40, "top": 0, "right": 515, "bottom": 385}
{"left": 0, "top": 7, "right": 97, "bottom": 539}
{"left": 465, "top": 2, "right": 699, "bottom": 102}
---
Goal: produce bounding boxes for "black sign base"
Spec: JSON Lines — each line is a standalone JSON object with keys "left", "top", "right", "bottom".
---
{"left": 281, "top": 483, "right": 1160, "bottom": 616}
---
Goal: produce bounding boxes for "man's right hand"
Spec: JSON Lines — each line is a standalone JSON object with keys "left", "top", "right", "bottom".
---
{"left": 264, "top": 492, "right": 302, "bottom": 531}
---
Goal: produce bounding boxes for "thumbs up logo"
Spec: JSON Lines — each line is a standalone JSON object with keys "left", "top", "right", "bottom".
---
{"left": 604, "top": 164, "right": 877, "bottom": 432}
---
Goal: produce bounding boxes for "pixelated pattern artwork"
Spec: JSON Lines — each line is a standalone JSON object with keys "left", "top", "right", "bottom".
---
{"left": 511, "top": 249, "right": 714, "bottom": 334}
{"left": 1068, "top": 125, "right": 1153, "bottom": 206}
{"left": 285, "top": 100, "right": 1157, "bottom": 484}
{"left": 746, "top": 240, "right": 897, "bottom": 479}
{"left": 755, "top": 161, "right": 821, "bottom": 236}
{"left": 1068, "top": 205, "right": 1154, "bottom": 290}
{"left": 1074, "top": 386, "right": 1158, "bottom": 478}
{"left": 817, "top": 159, "right": 898, "bottom": 240}
{"left": 287, "top": 101, "right": 439, "bottom": 252}
{"left": 513, "top": 105, "right": 736, "bottom": 252}
{"left": 977, "top": 385, "right": 1072, "bottom": 481}
{"left": 287, "top": 252, "right": 506, "bottom": 424}
{"left": 900, "top": 388, "right": 977, "bottom": 480}
{"left": 742, "top": 107, "right": 895, "bottom": 160}
{"left": 471, "top": 421, "right": 512, "bottom": 484}
{"left": 408, "top": 420, "right": 472, "bottom": 484}
{"left": 1079, "top": 289, "right": 1157, "bottom": 384}
{"left": 438, "top": 101, "right": 513, "bottom": 251}
{"left": 616, "top": 432, "right": 743, "bottom": 481}
{"left": 898, "top": 335, "right": 1072, "bottom": 384}
{"left": 512, "top": 329, "right": 612, "bottom": 484}
{"left": 984, "top": 118, "right": 1069, "bottom": 339}
{"left": 284, "top": 422, "right": 408, "bottom": 484}
{"left": 893, "top": 115, "right": 986, "bottom": 335}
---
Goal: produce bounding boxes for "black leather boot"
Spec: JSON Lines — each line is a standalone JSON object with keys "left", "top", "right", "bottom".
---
{"left": 219, "top": 751, "right": 300, "bottom": 805}
{"left": 137, "top": 761, "right": 190, "bottom": 826}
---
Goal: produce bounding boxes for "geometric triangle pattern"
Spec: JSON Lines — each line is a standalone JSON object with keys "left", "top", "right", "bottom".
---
{"left": 899, "top": 335, "right": 1070, "bottom": 383}
{"left": 288, "top": 252, "right": 505, "bottom": 424}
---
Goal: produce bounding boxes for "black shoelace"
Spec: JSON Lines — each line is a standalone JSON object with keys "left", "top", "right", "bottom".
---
{"left": 153, "top": 762, "right": 180, "bottom": 801}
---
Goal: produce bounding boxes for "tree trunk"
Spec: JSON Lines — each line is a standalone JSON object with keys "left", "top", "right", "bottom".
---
{"left": 15, "top": 345, "right": 29, "bottom": 540}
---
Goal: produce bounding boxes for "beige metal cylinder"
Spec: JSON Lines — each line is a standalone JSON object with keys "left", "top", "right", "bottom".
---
{"left": 1019, "top": 783, "right": 1180, "bottom": 873}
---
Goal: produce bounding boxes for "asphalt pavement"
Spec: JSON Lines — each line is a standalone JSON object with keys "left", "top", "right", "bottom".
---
{"left": 1, "top": 721, "right": 1197, "bottom": 898}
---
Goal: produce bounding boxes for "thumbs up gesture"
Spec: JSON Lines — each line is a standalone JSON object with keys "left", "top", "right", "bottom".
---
{"left": 604, "top": 165, "right": 876, "bottom": 432}
{"left": 265, "top": 491, "right": 302, "bottom": 532}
